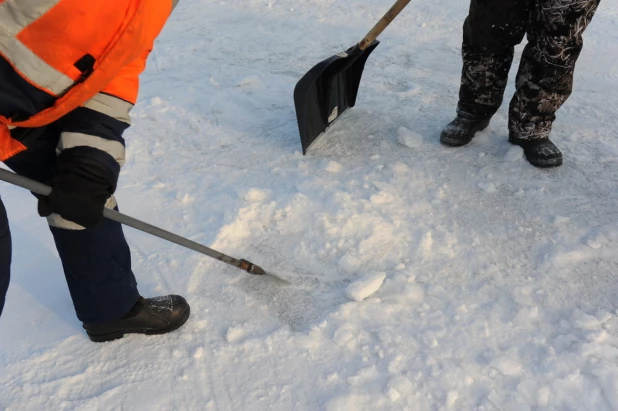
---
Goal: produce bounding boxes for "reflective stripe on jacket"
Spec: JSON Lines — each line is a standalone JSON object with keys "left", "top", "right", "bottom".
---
{"left": 0, "top": 0, "right": 177, "bottom": 162}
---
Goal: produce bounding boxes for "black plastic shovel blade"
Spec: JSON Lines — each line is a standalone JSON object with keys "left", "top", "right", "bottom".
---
{"left": 293, "top": 41, "right": 380, "bottom": 154}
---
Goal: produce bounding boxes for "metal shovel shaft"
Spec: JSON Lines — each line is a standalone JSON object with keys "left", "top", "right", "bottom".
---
{"left": 0, "top": 168, "right": 271, "bottom": 277}
{"left": 103, "top": 209, "right": 268, "bottom": 275}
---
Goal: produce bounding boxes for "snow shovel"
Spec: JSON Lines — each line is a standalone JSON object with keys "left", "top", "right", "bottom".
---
{"left": 294, "top": 0, "right": 412, "bottom": 154}
{"left": 0, "top": 168, "right": 288, "bottom": 283}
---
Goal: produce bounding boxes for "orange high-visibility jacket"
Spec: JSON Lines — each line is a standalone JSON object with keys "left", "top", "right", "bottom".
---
{"left": 0, "top": 0, "right": 178, "bottom": 166}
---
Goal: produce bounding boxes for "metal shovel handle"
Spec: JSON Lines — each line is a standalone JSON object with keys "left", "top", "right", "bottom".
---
{"left": 0, "top": 168, "right": 270, "bottom": 277}
{"left": 359, "top": 0, "right": 412, "bottom": 50}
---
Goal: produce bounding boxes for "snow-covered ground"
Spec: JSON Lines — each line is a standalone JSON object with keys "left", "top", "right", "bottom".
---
{"left": 2, "top": 0, "right": 618, "bottom": 409}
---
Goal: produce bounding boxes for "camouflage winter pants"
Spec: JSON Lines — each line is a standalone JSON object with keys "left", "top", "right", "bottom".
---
{"left": 457, "top": 0, "right": 600, "bottom": 140}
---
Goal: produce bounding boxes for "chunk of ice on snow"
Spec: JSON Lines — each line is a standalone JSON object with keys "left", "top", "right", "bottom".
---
{"left": 586, "top": 233, "right": 608, "bottom": 249}
{"left": 596, "top": 311, "right": 613, "bottom": 324}
{"left": 446, "top": 391, "right": 458, "bottom": 407}
{"left": 370, "top": 191, "right": 394, "bottom": 205}
{"left": 554, "top": 215, "right": 570, "bottom": 225}
{"left": 491, "top": 358, "right": 523, "bottom": 376}
{"left": 244, "top": 188, "right": 269, "bottom": 202}
{"left": 338, "top": 254, "right": 362, "bottom": 274}
{"left": 345, "top": 272, "right": 386, "bottom": 302}
{"left": 397, "top": 127, "right": 423, "bottom": 148}
{"left": 573, "top": 313, "right": 602, "bottom": 330}
{"left": 478, "top": 182, "right": 496, "bottom": 193}
{"left": 592, "top": 366, "right": 618, "bottom": 410}
{"left": 504, "top": 146, "right": 524, "bottom": 162}
{"left": 226, "top": 327, "right": 245, "bottom": 343}
{"left": 387, "top": 387, "right": 401, "bottom": 402}
{"left": 518, "top": 380, "right": 550, "bottom": 407}
{"left": 237, "top": 76, "right": 260, "bottom": 87}
{"left": 320, "top": 160, "right": 342, "bottom": 173}
{"left": 333, "top": 327, "right": 354, "bottom": 346}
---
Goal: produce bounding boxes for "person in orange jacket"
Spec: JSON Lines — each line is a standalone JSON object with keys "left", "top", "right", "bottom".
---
{"left": 0, "top": 0, "right": 190, "bottom": 342}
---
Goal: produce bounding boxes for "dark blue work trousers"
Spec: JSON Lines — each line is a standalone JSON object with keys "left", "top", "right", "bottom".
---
{"left": 0, "top": 126, "right": 139, "bottom": 323}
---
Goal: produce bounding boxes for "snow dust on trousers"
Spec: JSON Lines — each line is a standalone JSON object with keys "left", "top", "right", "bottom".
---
{"left": 457, "top": 0, "right": 601, "bottom": 140}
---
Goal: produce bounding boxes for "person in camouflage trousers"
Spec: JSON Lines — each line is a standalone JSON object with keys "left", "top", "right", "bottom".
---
{"left": 440, "top": 0, "right": 601, "bottom": 168}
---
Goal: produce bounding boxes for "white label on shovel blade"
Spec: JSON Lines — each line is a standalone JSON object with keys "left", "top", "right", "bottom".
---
{"left": 337, "top": 52, "right": 348, "bottom": 58}
{"left": 328, "top": 106, "right": 339, "bottom": 123}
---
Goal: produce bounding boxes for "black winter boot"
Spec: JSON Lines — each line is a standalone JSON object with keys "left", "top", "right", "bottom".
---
{"left": 508, "top": 136, "right": 563, "bottom": 168}
{"left": 83, "top": 295, "right": 190, "bottom": 342}
{"left": 440, "top": 116, "right": 491, "bottom": 147}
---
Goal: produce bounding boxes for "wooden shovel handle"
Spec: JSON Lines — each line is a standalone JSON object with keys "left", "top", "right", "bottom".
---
{"left": 359, "top": 0, "right": 412, "bottom": 50}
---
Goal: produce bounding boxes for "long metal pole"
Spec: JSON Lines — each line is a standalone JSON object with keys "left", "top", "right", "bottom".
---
{"left": 0, "top": 168, "right": 282, "bottom": 280}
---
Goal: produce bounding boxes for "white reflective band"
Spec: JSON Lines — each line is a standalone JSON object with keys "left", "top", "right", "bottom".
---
{"left": 58, "top": 132, "right": 126, "bottom": 167}
{"left": 83, "top": 93, "right": 133, "bottom": 125}
{"left": 0, "top": 0, "right": 74, "bottom": 95}
{"left": 0, "top": 0, "right": 61, "bottom": 33}
{"left": 47, "top": 196, "right": 118, "bottom": 230}
{"left": 0, "top": 36, "right": 74, "bottom": 95}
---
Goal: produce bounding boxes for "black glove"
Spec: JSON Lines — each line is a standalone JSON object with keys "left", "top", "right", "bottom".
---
{"left": 37, "top": 150, "right": 117, "bottom": 228}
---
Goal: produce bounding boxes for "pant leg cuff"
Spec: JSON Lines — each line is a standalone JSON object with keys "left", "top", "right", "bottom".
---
{"left": 456, "top": 103, "right": 495, "bottom": 120}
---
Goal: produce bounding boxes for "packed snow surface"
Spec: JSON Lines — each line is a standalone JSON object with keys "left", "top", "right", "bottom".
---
{"left": 2, "top": 0, "right": 618, "bottom": 410}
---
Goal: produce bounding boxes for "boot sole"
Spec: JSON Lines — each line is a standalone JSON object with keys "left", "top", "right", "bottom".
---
{"left": 87, "top": 306, "right": 191, "bottom": 343}
{"left": 525, "top": 157, "right": 563, "bottom": 168}
{"left": 440, "top": 119, "right": 490, "bottom": 147}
